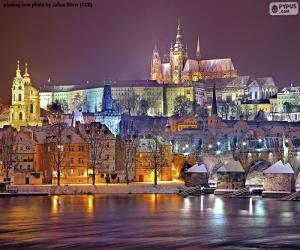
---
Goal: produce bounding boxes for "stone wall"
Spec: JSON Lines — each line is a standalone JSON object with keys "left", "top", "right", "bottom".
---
{"left": 263, "top": 173, "right": 293, "bottom": 192}
{"left": 13, "top": 183, "right": 184, "bottom": 195}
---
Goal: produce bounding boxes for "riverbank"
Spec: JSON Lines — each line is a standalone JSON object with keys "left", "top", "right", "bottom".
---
{"left": 9, "top": 181, "right": 185, "bottom": 195}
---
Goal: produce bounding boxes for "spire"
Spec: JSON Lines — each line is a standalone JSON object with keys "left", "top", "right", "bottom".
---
{"left": 212, "top": 83, "right": 218, "bottom": 115}
{"left": 15, "top": 60, "right": 21, "bottom": 78}
{"left": 174, "top": 18, "right": 183, "bottom": 51}
{"left": 196, "top": 36, "right": 201, "bottom": 60}
{"left": 153, "top": 40, "right": 158, "bottom": 52}
{"left": 23, "top": 63, "right": 30, "bottom": 78}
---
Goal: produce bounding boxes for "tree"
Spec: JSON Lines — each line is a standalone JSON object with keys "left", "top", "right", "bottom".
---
{"left": 174, "top": 95, "right": 192, "bottom": 117}
{"left": 0, "top": 127, "right": 18, "bottom": 184}
{"left": 254, "top": 109, "right": 266, "bottom": 122}
{"left": 124, "top": 135, "right": 137, "bottom": 184}
{"left": 46, "top": 117, "right": 70, "bottom": 186}
{"left": 81, "top": 123, "right": 113, "bottom": 185}
{"left": 140, "top": 99, "right": 149, "bottom": 115}
{"left": 48, "top": 99, "right": 69, "bottom": 114}
{"left": 120, "top": 91, "right": 139, "bottom": 115}
{"left": 71, "top": 93, "right": 87, "bottom": 112}
{"left": 283, "top": 102, "right": 293, "bottom": 121}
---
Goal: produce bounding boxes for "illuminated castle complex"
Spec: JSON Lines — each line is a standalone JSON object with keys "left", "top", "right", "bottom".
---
{"left": 150, "top": 19, "right": 237, "bottom": 84}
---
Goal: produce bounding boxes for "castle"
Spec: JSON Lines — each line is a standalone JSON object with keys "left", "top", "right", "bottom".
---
{"left": 150, "top": 19, "right": 237, "bottom": 83}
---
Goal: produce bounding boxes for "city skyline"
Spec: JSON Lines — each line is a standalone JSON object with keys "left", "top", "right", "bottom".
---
{"left": 0, "top": 0, "right": 300, "bottom": 103}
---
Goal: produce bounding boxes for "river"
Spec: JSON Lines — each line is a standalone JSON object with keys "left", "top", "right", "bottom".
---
{"left": 0, "top": 194, "right": 300, "bottom": 249}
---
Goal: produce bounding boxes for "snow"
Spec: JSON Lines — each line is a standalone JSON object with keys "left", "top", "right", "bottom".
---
{"left": 217, "top": 160, "right": 245, "bottom": 173}
{"left": 187, "top": 164, "right": 207, "bottom": 173}
{"left": 263, "top": 160, "right": 294, "bottom": 174}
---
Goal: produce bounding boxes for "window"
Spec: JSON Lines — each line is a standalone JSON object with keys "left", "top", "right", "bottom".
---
{"left": 18, "top": 94, "right": 22, "bottom": 101}
{"left": 78, "top": 158, "right": 84, "bottom": 164}
{"left": 78, "top": 169, "right": 84, "bottom": 176}
{"left": 69, "top": 146, "right": 74, "bottom": 152}
{"left": 78, "top": 146, "right": 84, "bottom": 152}
{"left": 255, "top": 91, "right": 257, "bottom": 99}
{"left": 30, "top": 104, "right": 34, "bottom": 113}
{"left": 69, "top": 158, "right": 74, "bottom": 164}
{"left": 19, "top": 112, "right": 23, "bottom": 120}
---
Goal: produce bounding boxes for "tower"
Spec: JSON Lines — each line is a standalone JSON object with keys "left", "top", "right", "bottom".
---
{"left": 150, "top": 42, "right": 162, "bottom": 83}
{"left": 9, "top": 61, "right": 42, "bottom": 130}
{"left": 95, "top": 84, "right": 121, "bottom": 135}
{"left": 211, "top": 83, "right": 218, "bottom": 115}
{"left": 170, "top": 18, "right": 187, "bottom": 84}
{"left": 102, "top": 84, "right": 113, "bottom": 111}
{"left": 196, "top": 36, "right": 201, "bottom": 60}
{"left": 208, "top": 83, "right": 222, "bottom": 129}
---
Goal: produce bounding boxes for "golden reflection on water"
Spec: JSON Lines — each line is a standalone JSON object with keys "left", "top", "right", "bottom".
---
{"left": 87, "top": 195, "right": 95, "bottom": 216}
{"left": 149, "top": 194, "right": 158, "bottom": 213}
{"left": 51, "top": 195, "right": 59, "bottom": 215}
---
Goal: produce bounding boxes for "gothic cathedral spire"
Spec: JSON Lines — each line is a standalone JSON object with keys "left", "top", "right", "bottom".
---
{"left": 196, "top": 36, "right": 201, "bottom": 60}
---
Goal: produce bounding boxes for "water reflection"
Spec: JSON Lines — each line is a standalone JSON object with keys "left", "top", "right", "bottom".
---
{"left": 87, "top": 195, "right": 94, "bottom": 215}
{"left": 0, "top": 195, "right": 300, "bottom": 249}
{"left": 51, "top": 195, "right": 59, "bottom": 215}
{"left": 249, "top": 197, "right": 253, "bottom": 215}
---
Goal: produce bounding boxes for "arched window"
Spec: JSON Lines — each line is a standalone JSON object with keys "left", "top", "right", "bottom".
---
{"left": 18, "top": 94, "right": 22, "bottom": 101}
{"left": 12, "top": 113, "right": 14, "bottom": 120}
{"left": 19, "top": 112, "right": 23, "bottom": 121}
{"left": 30, "top": 104, "right": 34, "bottom": 113}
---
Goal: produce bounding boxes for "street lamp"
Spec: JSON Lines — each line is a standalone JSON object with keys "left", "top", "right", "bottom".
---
{"left": 242, "top": 141, "right": 246, "bottom": 146}
{"left": 217, "top": 142, "right": 221, "bottom": 146}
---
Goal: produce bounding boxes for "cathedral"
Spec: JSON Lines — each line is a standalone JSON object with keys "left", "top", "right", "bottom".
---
{"left": 150, "top": 20, "right": 238, "bottom": 84}
{"left": 9, "top": 61, "right": 42, "bottom": 130}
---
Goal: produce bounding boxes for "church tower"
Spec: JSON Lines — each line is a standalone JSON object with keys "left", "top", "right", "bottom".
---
{"left": 170, "top": 19, "right": 187, "bottom": 84}
{"left": 208, "top": 83, "right": 222, "bottom": 129}
{"left": 150, "top": 42, "right": 162, "bottom": 83}
{"left": 9, "top": 61, "right": 42, "bottom": 130}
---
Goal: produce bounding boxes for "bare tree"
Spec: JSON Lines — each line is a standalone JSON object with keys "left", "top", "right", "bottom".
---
{"left": 81, "top": 123, "right": 113, "bottom": 185}
{"left": 46, "top": 117, "right": 70, "bottom": 186}
{"left": 0, "top": 127, "right": 18, "bottom": 184}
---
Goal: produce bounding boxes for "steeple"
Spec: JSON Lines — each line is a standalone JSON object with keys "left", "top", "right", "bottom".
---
{"left": 23, "top": 63, "right": 30, "bottom": 78}
{"left": 15, "top": 60, "right": 22, "bottom": 78}
{"left": 174, "top": 18, "right": 183, "bottom": 51}
{"left": 211, "top": 83, "right": 218, "bottom": 115}
{"left": 196, "top": 36, "right": 201, "bottom": 60}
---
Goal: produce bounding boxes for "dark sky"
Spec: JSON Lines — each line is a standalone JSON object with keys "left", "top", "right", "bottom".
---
{"left": 0, "top": 0, "right": 299, "bottom": 103}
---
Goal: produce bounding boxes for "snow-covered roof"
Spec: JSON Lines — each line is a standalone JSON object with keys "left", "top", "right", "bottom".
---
{"left": 187, "top": 163, "right": 207, "bottom": 173}
{"left": 199, "top": 58, "right": 235, "bottom": 72}
{"left": 217, "top": 160, "right": 245, "bottom": 173}
{"left": 263, "top": 160, "right": 294, "bottom": 174}
{"left": 183, "top": 59, "right": 199, "bottom": 72}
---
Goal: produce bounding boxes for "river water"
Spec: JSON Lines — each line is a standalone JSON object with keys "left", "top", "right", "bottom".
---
{"left": 0, "top": 194, "right": 300, "bottom": 249}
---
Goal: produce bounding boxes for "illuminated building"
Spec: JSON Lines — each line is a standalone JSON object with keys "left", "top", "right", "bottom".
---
{"left": 150, "top": 19, "right": 237, "bottom": 84}
{"left": 135, "top": 137, "right": 172, "bottom": 182}
{"left": 247, "top": 77, "right": 277, "bottom": 100}
{"left": 34, "top": 127, "right": 90, "bottom": 184}
{"left": 277, "top": 84, "right": 300, "bottom": 113}
{"left": 7, "top": 61, "right": 42, "bottom": 130}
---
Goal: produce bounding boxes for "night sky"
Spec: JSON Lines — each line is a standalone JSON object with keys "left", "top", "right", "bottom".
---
{"left": 0, "top": 0, "right": 299, "bottom": 103}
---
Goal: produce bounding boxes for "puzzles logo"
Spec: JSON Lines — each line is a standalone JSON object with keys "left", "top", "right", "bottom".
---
{"left": 269, "top": 2, "right": 298, "bottom": 15}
